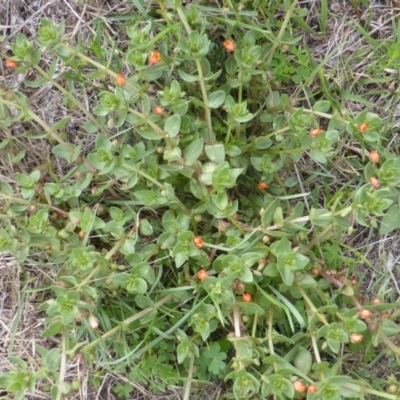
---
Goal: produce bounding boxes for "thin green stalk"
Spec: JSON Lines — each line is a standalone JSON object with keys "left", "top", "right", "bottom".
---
{"left": 56, "top": 325, "right": 68, "bottom": 400}
{"left": 264, "top": 0, "right": 299, "bottom": 66}
{"left": 175, "top": 6, "right": 214, "bottom": 144}
{"left": 344, "top": 383, "right": 397, "bottom": 400}
{"left": 235, "top": 74, "right": 243, "bottom": 139}
{"left": 33, "top": 64, "right": 108, "bottom": 136}
{"left": 123, "top": 163, "right": 191, "bottom": 216}
{"left": 76, "top": 236, "right": 126, "bottom": 290}
{"left": 296, "top": 284, "right": 329, "bottom": 326}
{"left": 73, "top": 295, "right": 173, "bottom": 354}
{"left": 1, "top": 99, "right": 69, "bottom": 147}
{"left": 183, "top": 354, "right": 195, "bottom": 400}
{"left": 267, "top": 307, "right": 275, "bottom": 356}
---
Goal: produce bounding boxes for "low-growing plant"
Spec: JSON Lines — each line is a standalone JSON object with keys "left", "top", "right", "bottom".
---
{"left": 1, "top": 0, "right": 400, "bottom": 399}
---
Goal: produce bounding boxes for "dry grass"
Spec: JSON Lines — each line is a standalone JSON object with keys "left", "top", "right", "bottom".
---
{"left": 1, "top": 0, "right": 400, "bottom": 398}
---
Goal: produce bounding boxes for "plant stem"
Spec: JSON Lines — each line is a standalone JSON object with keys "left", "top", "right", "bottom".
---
{"left": 175, "top": 6, "right": 214, "bottom": 144}
{"left": 296, "top": 284, "right": 329, "bottom": 326}
{"left": 183, "top": 354, "right": 195, "bottom": 400}
{"left": 33, "top": 64, "right": 108, "bottom": 136}
{"left": 74, "top": 295, "right": 173, "bottom": 354}
{"left": 56, "top": 325, "right": 68, "bottom": 400}
{"left": 122, "top": 163, "right": 191, "bottom": 216}
{"left": 264, "top": 0, "right": 299, "bottom": 65}
{"left": 235, "top": 75, "right": 243, "bottom": 139}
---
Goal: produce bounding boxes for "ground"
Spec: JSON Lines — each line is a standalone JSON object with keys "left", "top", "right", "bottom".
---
{"left": 1, "top": 0, "right": 400, "bottom": 399}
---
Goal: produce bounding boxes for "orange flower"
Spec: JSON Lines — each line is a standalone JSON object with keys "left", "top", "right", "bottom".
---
{"left": 310, "top": 128, "right": 324, "bottom": 137}
{"left": 115, "top": 73, "right": 126, "bottom": 87}
{"left": 307, "top": 385, "right": 317, "bottom": 394}
{"left": 223, "top": 39, "right": 236, "bottom": 52}
{"left": 4, "top": 59, "right": 18, "bottom": 68}
{"left": 359, "top": 123, "right": 368, "bottom": 132}
{"left": 197, "top": 269, "right": 209, "bottom": 280}
{"left": 149, "top": 51, "right": 161, "bottom": 65}
{"left": 359, "top": 309, "right": 372, "bottom": 319}
{"left": 293, "top": 380, "right": 306, "bottom": 393}
{"left": 193, "top": 236, "right": 204, "bottom": 248}
{"left": 350, "top": 333, "right": 364, "bottom": 343}
{"left": 258, "top": 182, "right": 268, "bottom": 190}
{"left": 370, "top": 177, "right": 380, "bottom": 188}
{"left": 369, "top": 150, "right": 379, "bottom": 164}
{"left": 153, "top": 106, "right": 164, "bottom": 115}
{"left": 242, "top": 293, "right": 252, "bottom": 302}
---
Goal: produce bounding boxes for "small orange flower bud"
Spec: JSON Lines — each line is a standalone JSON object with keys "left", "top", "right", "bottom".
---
{"left": 359, "top": 309, "right": 373, "bottom": 319}
{"left": 153, "top": 106, "right": 164, "bottom": 115}
{"left": 115, "top": 73, "right": 126, "bottom": 87}
{"left": 311, "top": 267, "right": 320, "bottom": 276}
{"left": 350, "top": 333, "right": 364, "bottom": 343}
{"left": 262, "top": 235, "right": 270, "bottom": 244}
{"left": 258, "top": 182, "right": 268, "bottom": 190}
{"left": 197, "top": 269, "right": 208, "bottom": 280}
{"left": 193, "top": 236, "right": 204, "bottom": 248}
{"left": 370, "top": 177, "right": 380, "bottom": 188}
{"left": 4, "top": 59, "right": 18, "bottom": 68}
{"left": 223, "top": 40, "right": 236, "bottom": 52}
{"left": 242, "top": 293, "right": 252, "bottom": 302}
{"left": 78, "top": 230, "right": 85, "bottom": 240}
{"left": 307, "top": 385, "right": 317, "bottom": 393}
{"left": 88, "top": 315, "right": 99, "bottom": 330}
{"left": 369, "top": 150, "right": 379, "bottom": 164}
{"left": 359, "top": 123, "right": 368, "bottom": 132}
{"left": 148, "top": 51, "right": 161, "bottom": 65}
{"left": 310, "top": 128, "right": 324, "bottom": 137}
{"left": 293, "top": 380, "right": 306, "bottom": 393}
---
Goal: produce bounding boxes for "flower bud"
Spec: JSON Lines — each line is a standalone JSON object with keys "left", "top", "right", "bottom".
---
{"left": 89, "top": 315, "right": 99, "bottom": 330}
{"left": 350, "top": 333, "right": 364, "bottom": 343}
{"left": 369, "top": 150, "right": 379, "bottom": 164}
{"left": 310, "top": 128, "right": 324, "bottom": 137}
{"left": 359, "top": 309, "right": 372, "bottom": 319}
{"left": 223, "top": 39, "right": 235, "bottom": 52}
{"left": 293, "top": 380, "right": 306, "bottom": 393}
{"left": 370, "top": 177, "right": 380, "bottom": 188}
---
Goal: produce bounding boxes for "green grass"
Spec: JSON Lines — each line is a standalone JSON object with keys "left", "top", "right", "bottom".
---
{"left": 1, "top": 0, "right": 400, "bottom": 399}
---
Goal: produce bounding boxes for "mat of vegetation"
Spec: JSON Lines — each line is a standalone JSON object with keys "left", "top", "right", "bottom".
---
{"left": 1, "top": 0, "right": 400, "bottom": 399}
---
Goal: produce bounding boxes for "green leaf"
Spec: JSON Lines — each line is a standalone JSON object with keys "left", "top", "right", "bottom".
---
{"left": 205, "top": 143, "right": 225, "bottom": 164}
{"left": 24, "top": 76, "right": 48, "bottom": 88}
{"left": 52, "top": 143, "right": 81, "bottom": 163}
{"left": 293, "top": 347, "right": 312, "bottom": 374}
{"left": 42, "top": 321, "right": 63, "bottom": 337}
{"left": 178, "top": 69, "right": 199, "bottom": 82}
{"left": 83, "top": 121, "right": 99, "bottom": 133}
{"left": 203, "top": 343, "right": 227, "bottom": 374}
{"left": 380, "top": 205, "right": 400, "bottom": 235}
{"left": 45, "top": 348, "right": 61, "bottom": 371}
{"left": 381, "top": 319, "right": 400, "bottom": 336}
{"left": 137, "top": 127, "right": 164, "bottom": 140}
{"left": 208, "top": 90, "right": 226, "bottom": 108}
{"left": 139, "top": 219, "right": 153, "bottom": 236}
{"left": 238, "top": 302, "right": 265, "bottom": 315}
{"left": 164, "top": 114, "right": 181, "bottom": 138}
{"left": 184, "top": 138, "right": 203, "bottom": 166}
{"left": 313, "top": 100, "right": 330, "bottom": 113}
{"left": 310, "top": 208, "right": 332, "bottom": 227}
{"left": 212, "top": 191, "right": 228, "bottom": 210}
